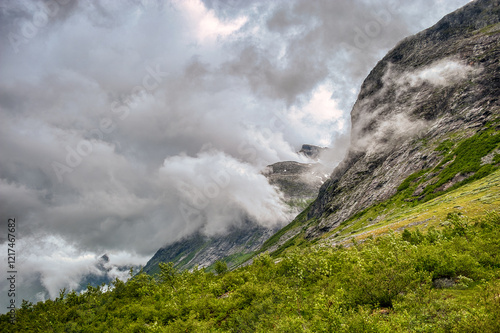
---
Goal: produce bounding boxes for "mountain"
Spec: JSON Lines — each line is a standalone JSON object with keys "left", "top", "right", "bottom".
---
{"left": 259, "top": 0, "right": 500, "bottom": 254}
{"left": 143, "top": 222, "right": 278, "bottom": 274}
{"left": 143, "top": 158, "right": 328, "bottom": 274}
{"left": 298, "top": 144, "right": 327, "bottom": 160}
{"left": 263, "top": 160, "right": 329, "bottom": 201}
{"left": 76, "top": 255, "right": 140, "bottom": 291}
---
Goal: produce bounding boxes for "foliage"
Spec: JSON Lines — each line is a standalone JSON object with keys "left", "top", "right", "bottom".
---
{"left": 434, "top": 139, "right": 454, "bottom": 153}
{"left": 422, "top": 126, "right": 500, "bottom": 200}
{"left": 2, "top": 211, "right": 500, "bottom": 332}
{"left": 397, "top": 168, "right": 429, "bottom": 192}
{"left": 398, "top": 125, "right": 500, "bottom": 203}
{"left": 214, "top": 260, "right": 228, "bottom": 275}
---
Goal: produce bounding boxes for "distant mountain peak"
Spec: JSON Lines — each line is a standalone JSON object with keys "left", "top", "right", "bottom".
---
{"left": 298, "top": 144, "right": 327, "bottom": 160}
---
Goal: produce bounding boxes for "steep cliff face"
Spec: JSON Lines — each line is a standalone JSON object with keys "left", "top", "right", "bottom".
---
{"left": 263, "top": 160, "right": 329, "bottom": 201}
{"left": 305, "top": 0, "right": 500, "bottom": 238}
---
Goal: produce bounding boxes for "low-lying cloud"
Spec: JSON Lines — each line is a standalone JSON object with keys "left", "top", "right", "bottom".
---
{"left": 1, "top": 234, "right": 150, "bottom": 301}
{"left": 159, "top": 149, "right": 293, "bottom": 236}
{"left": 350, "top": 57, "right": 481, "bottom": 155}
{"left": 400, "top": 59, "right": 481, "bottom": 87}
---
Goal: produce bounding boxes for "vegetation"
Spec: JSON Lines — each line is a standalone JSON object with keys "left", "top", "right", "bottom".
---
{"left": 214, "top": 260, "right": 228, "bottom": 275}
{"left": 2, "top": 210, "right": 500, "bottom": 332}
{"left": 323, "top": 167, "right": 500, "bottom": 244}
{"left": 422, "top": 125, "right": 500, "bottom": 201}
{"left": 399, "top": 122, "right": 500, "bottom": 203}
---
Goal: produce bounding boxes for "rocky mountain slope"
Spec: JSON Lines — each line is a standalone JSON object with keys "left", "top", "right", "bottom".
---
{"left": 260, "top": 0, "right": 500, "bottom": 253}
{"left": 263, "top": 160, "right": 328, "bottom": 202}
{"left": 143, "top": 156, "right": 328, "bottom": 274}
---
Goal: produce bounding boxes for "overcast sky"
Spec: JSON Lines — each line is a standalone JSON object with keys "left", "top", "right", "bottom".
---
{"left": 0, "top": 0, "right": 470, "bottom": 305}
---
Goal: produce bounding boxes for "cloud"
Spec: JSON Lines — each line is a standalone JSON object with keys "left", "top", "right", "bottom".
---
{"left": 354, "top": 112, "right": 428, "bottom": 154}
{"left": 159, "top": 149, "right": 292, "bottom": 236}
{"left": 0, "top": 0, "right": 471, "bottom": 307}
{"left": 288, "top": 83, "right": 345, "bottom": 147}
{"left": 350, "top": 57, "right": 480, "bottom": 155}
{"left": 400, "top": 59, "right": 480, "bottom": 87}
{"left": 0, "top": 233, "right": 150, "bottom": 301}
{"left": 174, "top": 0, "right": 248, "bottom": 42}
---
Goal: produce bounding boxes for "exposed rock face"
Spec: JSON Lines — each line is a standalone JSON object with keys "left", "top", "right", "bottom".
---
{"left": 305, "top": 0, "right": 500, "bottom": 238}
{"left": 263, "top": 161, "right": 329, "bottom": 200}
{"left": 299, "top": 144, "right": 327, "bottom": 160}
{"left": 143, "top": 158, "right": 326, "bottom": 273}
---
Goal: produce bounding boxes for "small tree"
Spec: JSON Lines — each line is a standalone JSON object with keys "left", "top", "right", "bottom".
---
{"left": 159, "top": 262, "right": 178, "bottom": 287}
{"left": 214, "top": 260, "right": 228, "bottom": 275}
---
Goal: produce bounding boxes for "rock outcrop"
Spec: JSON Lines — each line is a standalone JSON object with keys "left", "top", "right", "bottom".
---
{"left": 263, "top": 161, "right": 329, "bottom": 200}
{"left": 298, "top": 144, "right": 327, "bottom": 160}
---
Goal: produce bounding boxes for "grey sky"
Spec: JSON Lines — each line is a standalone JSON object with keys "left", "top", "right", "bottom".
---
{"left": 0, "top": 0, "right": 470, "bottom": 304}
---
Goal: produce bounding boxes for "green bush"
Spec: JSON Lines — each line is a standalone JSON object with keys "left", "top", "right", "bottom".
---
{"left": 214, "top": 260, "right": 228, "bottom": 275}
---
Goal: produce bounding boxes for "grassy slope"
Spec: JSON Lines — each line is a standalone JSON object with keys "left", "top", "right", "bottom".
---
{"left": 2, "top": 155, "right": 500, "bottom": 331}
{"left": 326, "top": 167, "right": 500, "bottom": 246}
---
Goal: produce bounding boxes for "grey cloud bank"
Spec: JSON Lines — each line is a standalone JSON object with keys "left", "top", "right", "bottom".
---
{"left": 0, "top": 0, "right": 469, "bottom": 306}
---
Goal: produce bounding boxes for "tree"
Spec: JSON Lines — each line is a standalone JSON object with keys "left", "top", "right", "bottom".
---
{"left": 214, "top": 260, "right": 228, "bottom": 275}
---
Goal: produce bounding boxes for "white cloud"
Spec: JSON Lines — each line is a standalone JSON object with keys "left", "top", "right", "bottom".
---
{"left": 6, "top": 235, "right": 149, "bottom": 299}
{"left": 159, "top": 149, "right": 292, "bottom": 236}
{"left": 288, "top": 83, "right": 345, "bottom": 146}
{"left": 401, "top": 59, "right": 479, "bottom": 87}
{"left": 174, "top": 0, "right": 248, "bottom": 42}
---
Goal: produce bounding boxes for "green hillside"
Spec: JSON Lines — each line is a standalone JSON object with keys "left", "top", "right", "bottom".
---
{"left": 2, "top": 171, "right": 500, "bottom": 331}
